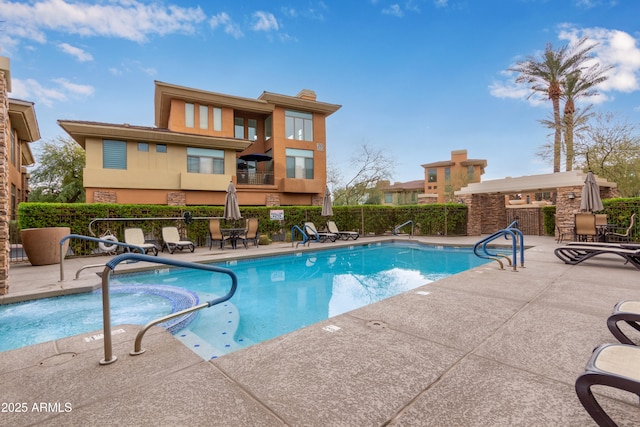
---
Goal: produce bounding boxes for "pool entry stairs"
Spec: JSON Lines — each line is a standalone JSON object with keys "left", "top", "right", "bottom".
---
{"left": 473, "top": 220, "right": 524, "bottom": 271}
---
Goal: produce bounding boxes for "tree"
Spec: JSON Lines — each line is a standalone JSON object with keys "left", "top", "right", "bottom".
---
{"left": 328, "top": 144, "right": 395, "bottom": 206}
{"left": 29, "top": 136, "right": 86, "bottom": 203}
{"left": 562, "top": 63, "right": 611, "bottom": 171}
{"left": 510, "top": 37, "right": 600, "bottom": 172}
{"left": 574, "top": 112, "right": 640, "bottom": 197}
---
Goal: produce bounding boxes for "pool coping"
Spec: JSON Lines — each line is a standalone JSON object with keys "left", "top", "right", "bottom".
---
{"left": 2, "top": 234, "right": 640, "bottom": 426}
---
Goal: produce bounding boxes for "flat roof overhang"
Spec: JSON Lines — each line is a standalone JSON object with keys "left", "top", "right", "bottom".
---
{"left": 58, "top": 120, "right": 253, "bottom": 152}
{"left": 455, "top": 170, "right": 616, "bottom": 195}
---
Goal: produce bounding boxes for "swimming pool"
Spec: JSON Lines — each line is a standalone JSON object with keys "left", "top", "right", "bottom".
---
{"left": 0, "top": 242, "right": 496, "bottom": 357}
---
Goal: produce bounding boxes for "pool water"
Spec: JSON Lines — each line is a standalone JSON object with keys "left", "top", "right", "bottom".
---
{"left": 0, "top": 242, "right": 495, "bottom": 357}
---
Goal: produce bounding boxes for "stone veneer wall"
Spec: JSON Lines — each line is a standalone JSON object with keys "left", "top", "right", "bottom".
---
{"left": 0, "top": 70, "right": 8, "bottom": 294}
{"left": 265, "top": 193, "right": 280, "bottom": 206}
{"left": 93, "top": 190, "right": 117, "bottom": 203}
{"left": 167, "top": 192, "right": 186, "bottom": 206}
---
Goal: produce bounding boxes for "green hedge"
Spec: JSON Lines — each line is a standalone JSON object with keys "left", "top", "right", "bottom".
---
{"left": 17, "top": 202, "right": 468, "bottom": 256}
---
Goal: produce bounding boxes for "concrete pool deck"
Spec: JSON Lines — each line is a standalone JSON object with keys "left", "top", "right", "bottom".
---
{"left": 1, "top": 235, "right": 639, "bottom": 426}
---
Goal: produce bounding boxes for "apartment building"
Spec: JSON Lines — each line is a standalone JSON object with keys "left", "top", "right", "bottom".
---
{"left": 420, "top": 149, "right": 486, "bottom": 203}
{"left": 59, "top": 81, "right": 341, "bottom": 206}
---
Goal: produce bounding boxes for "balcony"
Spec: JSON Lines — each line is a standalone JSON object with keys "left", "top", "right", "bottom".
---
{"left": 237, "top": 171, "right": 274, "bottom": 186}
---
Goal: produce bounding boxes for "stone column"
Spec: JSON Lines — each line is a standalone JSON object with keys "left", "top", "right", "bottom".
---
{"left": 0, "top": 65, "right": 10, "bottom": 294}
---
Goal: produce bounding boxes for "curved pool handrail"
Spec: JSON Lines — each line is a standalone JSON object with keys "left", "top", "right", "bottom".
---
{"left": 473, "top": 222, "right": 524, "bottom": 271}
{"left": 291, "top": 225, "right": 309, "bottom": 247}
{"left": 99, "top": 252, "right": 238, "bottom": 365}
{"left": 59, "top": 234, "right": 145, "bottom": 282}
{"left": 394, "top": 220, "right": 414, "bottom": 238}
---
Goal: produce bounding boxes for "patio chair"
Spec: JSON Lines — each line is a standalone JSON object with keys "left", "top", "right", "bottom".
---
{"left": 161, "top": 226, "right": 195, "bottom": 254}
{"left": 554, "top": 243, "right": 640, "bottom": 270}
{"left": 208, "top": 219, "right": 231, "bottom": 250}
{"left": 238, "top": 218, "right": 259, "bottom": 248}
{"left": 605, "top": 213, "right": 636, "bottom": 243}
{"left": 554, "top": 214, "right": 573, "bottom": 244}
{"left": 326, "top": 220, "right": 359, "bottom": 240}
{"left": 303, "top": 222, "right": 337, "bottom": 243}
{"left": 575, "top": 213, "right": 597, "bottom": 242}
{"left": 123, "top": 228, "right": 158, "bottom": 256}
{"left": 576, "top": 343, "right": 640, "bottom": 426}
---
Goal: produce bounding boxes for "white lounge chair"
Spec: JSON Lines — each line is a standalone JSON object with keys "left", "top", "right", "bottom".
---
{"left": 161, "top": 226, "right": 195, "bottom": 254}
{"left": 326, "top": 220, "right": 359, "bottom": 240}
{"left": 124, "top": 228, "right": 158, "bottom": 256}
{"left": 303, "top": 222, "right": 337, "bottom": 243}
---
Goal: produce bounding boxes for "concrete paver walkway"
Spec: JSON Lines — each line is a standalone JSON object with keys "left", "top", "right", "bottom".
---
{"left": 1, "top": 235, "right": 639, "bottom": 426}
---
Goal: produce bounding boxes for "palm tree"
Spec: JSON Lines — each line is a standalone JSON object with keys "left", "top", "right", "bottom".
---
{"left": 562, "top": 63, "right": 611, "bottom": 171}
{"left": 510, "top": 37, "right": 599, "bottom": 172}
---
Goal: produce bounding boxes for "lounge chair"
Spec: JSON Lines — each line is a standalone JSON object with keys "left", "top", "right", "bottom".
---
{"left": 303, "top": 222, "right": 337, "bottom": 243}
{"left": 605, "top": 213, "right": 636, "bottom": 243}
{"left": 123, "top": 228, "right": 158, "bottom": 256}
{"left": 575, "top": 343, "right": 640, "bottom": 426}
{"left": 238, "top": 218, "right": 259, "bottom": 248}
{"left": 326, "top": 220, "right": 359, "bottom": 240}
{"left": 161, "top": 226, "right": 195, "bottom": 254}
{"left": 554, "top": 244, "right": 640, "bottom": 269}
{"left": 607, "top": 300, "right": 640, "bottom": 345}
{"left": 208, "top": 219, "right": 231, "bottom": 250}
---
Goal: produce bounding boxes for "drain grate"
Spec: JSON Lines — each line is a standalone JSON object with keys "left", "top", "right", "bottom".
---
{"left": 366, "top": 320, "right": 388, "bottom": 330}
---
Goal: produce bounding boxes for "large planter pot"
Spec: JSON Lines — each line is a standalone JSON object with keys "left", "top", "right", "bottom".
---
{"left": 20, "top": 227, "right": 71, "bottom": 266}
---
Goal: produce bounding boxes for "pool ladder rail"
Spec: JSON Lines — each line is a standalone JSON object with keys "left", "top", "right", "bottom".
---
{"left": 473, "top": 220, "right": 525, "bottom": 271}
{"left": 98, "top": 253, "right": 238, "bottom": 365}
{"left": 393, "top": 220, "right": 414, "bottom": 238}
{"left": 291, "top": 225, "right": 309, "bottom": 247}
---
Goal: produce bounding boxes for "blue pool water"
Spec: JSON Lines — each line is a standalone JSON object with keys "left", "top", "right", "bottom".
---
{"left": 0, "top": 242, "right": 495, "bottom": 357}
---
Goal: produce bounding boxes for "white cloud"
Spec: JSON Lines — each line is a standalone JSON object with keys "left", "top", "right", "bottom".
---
{"left": 0, "top": 0, "right": 206, "bottom": 44}
{"left": 559, "top": 26, "right": 640, "bottom": 93}
{"left": 488, "top": 80, "right": 547, "bottom": 107}
{"left": 251, "top": 11, "right": 279, "bottom": 32}
{"left": 8, "top": 77, "right": 93, "bottom": 107}
{"left": 9, "top": 78, "right": 68, "bottom": 107}
{"left": 434, "top": 0, "right": 449, "bottom": 7}
{"left": 210, "top": 12, "right": 244, "bottom": 39}
{"left": 57, "top": 43, "right": 93, "bottom": 62}
{"left": 382, "top": 4, "right": 403, "bottom": 17}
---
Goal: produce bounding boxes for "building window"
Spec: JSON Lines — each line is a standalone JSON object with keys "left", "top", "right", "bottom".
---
{"left": 187, "top": 147, "right": 224, "bottom": 174}
{"left": 185, "top": 103, "right": 194, "bottom": 128}
{"left": 428, "top": 168, "right": 437, "bottom": 183}
{"left": 468, "top": 166, "right": 474, "bottom": 180}
{"left": 385, "top": 192, "right": 392, "bottom": 203}
{"left": 10, "top": 128, "right": 16, "bottom": 166}
{"left": 286, "top": 148, "right": 314, "bottom": 179}
{"left": 199, "top": 105, "right": 208, "bottom": 130}
{"left": 213, "top": 107, "right": 222, "bottom": 131}
{"left": 156, "top": 144, "right": 167, "bottom": 153}
{"left": 103, "top": 140, "right": 127, "bottom": 169}
{"left": 444, "top": 167, "right": 450, "bottom": 182}
{"left": 285, "top": 110, "right": 313, "bottom": 141}
{"left": 234, "top": 117, "right": 244, "bottom": 139}
{"left": 248, "top": 119, "right": 257, "bottom": 141}
{"left": 138, "top": 142, "right": 149, "bottom": 152}
{"left": 265, "top": 115, "right": 272, "bottom": 140}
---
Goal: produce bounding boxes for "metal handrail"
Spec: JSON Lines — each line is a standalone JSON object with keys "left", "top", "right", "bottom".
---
{"left": 394, "top": 220, "right": 414, "bottom": 238}
{"left": 88, "top": 215, "right": 225, "bottom": 237}
{"left": 291, "top": 225, "right": 309, "bottom": 247}
{"left": 99, "top": 253, "right": 238, "bottom": 365}
{"left": 59, "top": 234, "right": 145, "bottom": 281}
{"left": 473, "top": 221, "right": 525, "bottom": 271}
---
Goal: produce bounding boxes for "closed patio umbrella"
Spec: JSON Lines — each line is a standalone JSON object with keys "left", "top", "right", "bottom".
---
{"left": 321, "top": 186, "right": 333, "bottom": 217}
{"left": 580, "top": 171, "right": 604, "bottom": 213}
{"left": 224, "top": 181, "right": 242, "bottom": 220}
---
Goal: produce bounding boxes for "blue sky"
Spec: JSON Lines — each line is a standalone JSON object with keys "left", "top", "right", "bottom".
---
{"left": 1, "top": 0, "right": 639, "bottom": 183}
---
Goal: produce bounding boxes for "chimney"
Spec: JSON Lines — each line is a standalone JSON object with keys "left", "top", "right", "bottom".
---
{"left": 296, "top": 89, "right": 316, "bottom": 101}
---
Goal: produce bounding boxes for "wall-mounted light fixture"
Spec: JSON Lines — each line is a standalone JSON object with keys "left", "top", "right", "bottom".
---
{"left": 568, "top": 191, "right": 575, "bottom": 200}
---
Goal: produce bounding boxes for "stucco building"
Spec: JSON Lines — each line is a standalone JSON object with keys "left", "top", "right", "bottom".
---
{"left": 59, "top": 81, "right": 341, "bottom": 207}
{"left": 420, "top": 149, "right": 486, "bottom": 203}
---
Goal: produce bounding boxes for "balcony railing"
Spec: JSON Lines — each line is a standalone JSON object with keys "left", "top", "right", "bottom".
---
{"left": 237, "top": 171, "right": 274, "bottom": 185}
